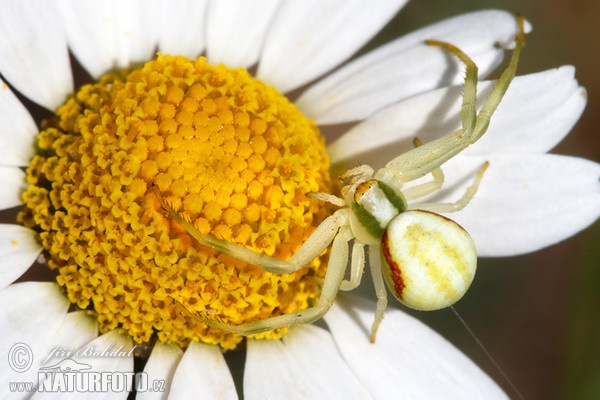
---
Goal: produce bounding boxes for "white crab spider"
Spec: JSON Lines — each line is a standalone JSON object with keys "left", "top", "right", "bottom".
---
{"left": 155, "top": 16, "right": 525, "bottom": 342}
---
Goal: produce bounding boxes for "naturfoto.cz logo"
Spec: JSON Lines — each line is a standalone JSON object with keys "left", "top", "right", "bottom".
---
{"left": 7, "top": 343, "right": 165, "bottom": 394}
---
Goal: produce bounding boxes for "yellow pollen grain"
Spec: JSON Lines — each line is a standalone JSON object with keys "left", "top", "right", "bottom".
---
{"left": 19, "top": 54, "right": 331, "bottom": 349}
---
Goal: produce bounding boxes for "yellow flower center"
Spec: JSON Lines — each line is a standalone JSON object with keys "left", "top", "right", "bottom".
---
{"left": 19, "top": 54, "right": 332, "bottom": 349}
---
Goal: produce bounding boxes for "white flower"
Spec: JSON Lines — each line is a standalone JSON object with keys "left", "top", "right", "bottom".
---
{"left": 0, "top": 1, "right": 597, "bottom": 399}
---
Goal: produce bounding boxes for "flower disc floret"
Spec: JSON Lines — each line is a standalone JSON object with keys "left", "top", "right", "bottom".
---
{"left": 20, "top": 54, "right": 332, "bottom": 349}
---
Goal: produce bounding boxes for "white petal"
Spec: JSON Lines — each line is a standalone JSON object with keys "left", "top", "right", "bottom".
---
{"left": 57, "top": 0, "right": 117, "bottom": 77}
{"left": 53, "top": 311, "right": 99, "bottom": 350}
{"left": 0, "top": 81, "right": 38, "bottom": 166}
{"left": 298, "top": 10, "right": 530, "bottom": 124}
{"left": 257, "top": 0, "right": 407, "bottom": 92}
{"left": 423, "top": 154, "right": 600, "bottom": 256}
{"left": 245, "top": 325, "right": 371, "bottom": 399}
{"left": 324, "top": 295, "right": 507, "bottom": 399}
{"left": 157, "top": 0, "right": 208, "bottom": 58}
{"left": 58, "top": 0, "right": 158, "bottom": 79}
{"left": 36, "top": 310, "right": 99, "bottom": 366}
{"left": 0, "top": 0, "right": 73, "bottom": 110}
{"left": 31, "top": 312, "right": 98, "bottom": 398}
{"left": 138, "top": 342, "right": 183, "bottom": 400}
{"left": 328, "top": 67, "right": 586, "bottom": 171}
{"left": 206, "top": 0, "right": 280, "bottom": 68}
{"left": 0, "top": 282, "right": 70, "bottom": 390}
{"left": 137, "top": 0, "right": 163, "bottom": 58}
{"left": 0, "top": 167, "right": 27, "bottom": 209}
{"left": 169, "top": 341, "right": 238, "bottom": 399}
{"left": 36, "top": 330, "right": 134, "bottom": 400}
{"left": 0, "top": 224, "right": 42, "bottom": 289}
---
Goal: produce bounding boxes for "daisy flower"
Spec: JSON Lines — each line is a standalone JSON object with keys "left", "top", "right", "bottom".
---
{"left": 0, "top": 1, "right": 597, "bottom": 399}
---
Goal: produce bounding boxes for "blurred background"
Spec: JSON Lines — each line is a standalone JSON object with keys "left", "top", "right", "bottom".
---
{"left": 367, "top": 1, "right": 599, "bottom": 399}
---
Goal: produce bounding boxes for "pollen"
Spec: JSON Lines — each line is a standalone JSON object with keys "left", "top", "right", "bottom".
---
{"left": 19, "top": 54, "right": 332, "bottom": 350}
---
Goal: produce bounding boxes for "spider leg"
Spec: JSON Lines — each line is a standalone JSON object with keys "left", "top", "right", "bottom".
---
{"left": 307, "top": 191, "right": 346, "bottom": 207}
{"left": 401, "top": 137, "right": 446, "bottom": 201}
{"left": 402, "top": 164, "right": 445, "bottom": 200}
{"left": 471, "top": 15, "right": 526, "bottom": 141}
{"left": 154, "top": 183, "right": 348, "bottom": 274}
{"left": 188, "top": 225, "right": 354, "bottom": 335}
{"left": 374, "top": 41, "right": 478, "bottom": 183}
{"left": 340, "top": 242, "right": 365, "bottom": 291}
{"left": 411, "top": 161, "right": 489, "bottom": 213}
{"left": 370, "top": 244, "right": 388, "bottom": 343}
{"left": 374, "top": 15, "right": 525, "bottom": 184}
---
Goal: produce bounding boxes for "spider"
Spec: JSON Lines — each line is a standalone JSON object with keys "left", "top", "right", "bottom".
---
{"left": 155, "top": 15, "right": 526, "bottom": 343}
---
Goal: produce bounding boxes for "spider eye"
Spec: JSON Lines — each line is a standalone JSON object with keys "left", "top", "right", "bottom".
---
{"left": 380, "top": 210, "right": 477, "bottom": 311}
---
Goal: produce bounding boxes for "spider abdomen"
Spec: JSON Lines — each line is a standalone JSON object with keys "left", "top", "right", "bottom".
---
{"left": 380, "top": 210, "right": 477, "bottom": 311}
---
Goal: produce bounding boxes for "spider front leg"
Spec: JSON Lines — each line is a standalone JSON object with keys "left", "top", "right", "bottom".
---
{"left": 401, "top": 138, "right": 445, "bottom": 201}
{"left": 188, "top": 221, "right": 357, "bottom": 336}
{"left": 153, "top": 183, "right": 345, "bottom": 274}
{"left": 375, "top": 14, "right": 525, "bottom": 185}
